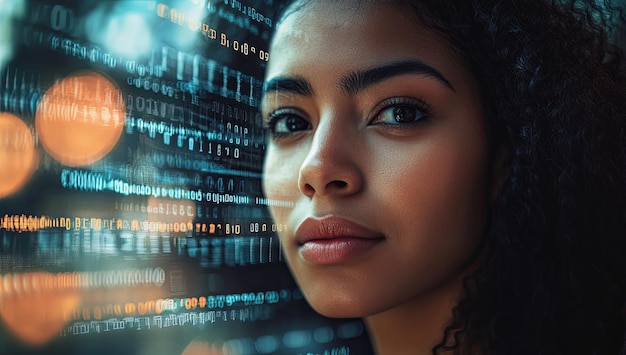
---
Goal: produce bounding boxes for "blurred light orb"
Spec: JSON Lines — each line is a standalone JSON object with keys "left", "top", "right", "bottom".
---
{"left": 255, "top": 335, "right": 279, "bottom": 354}
{"left": 104, "top": 12, "right": 152, "bottom": 59}
{"left": 0, "top": 0, "right": 25, "bottom": 71}
{"left": 0, "top": 272, "right": 80, "bottom": 345}
{"left": 35, "top": 71, "right": 125, "bottom": 167}
{"left": 0, "top": 112, "right": 37, "bottom": 198}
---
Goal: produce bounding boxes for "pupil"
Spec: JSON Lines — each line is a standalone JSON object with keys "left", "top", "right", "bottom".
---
{"left": 287, "top": 116, "right": 307, "bottom": 131}
{"left": 394, "top": 106, "right": 416, "bottom": 122}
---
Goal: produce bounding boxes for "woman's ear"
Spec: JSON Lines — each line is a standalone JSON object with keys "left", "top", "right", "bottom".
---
{"left": 490, "top": 143, "right": 511, "bottom": 202}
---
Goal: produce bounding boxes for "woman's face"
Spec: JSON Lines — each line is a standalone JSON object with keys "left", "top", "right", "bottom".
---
{"left": 262, "top": 1, "right": 491, "bottom": 318}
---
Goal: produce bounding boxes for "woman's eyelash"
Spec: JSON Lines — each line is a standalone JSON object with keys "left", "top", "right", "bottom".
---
{"left": 263, "top": 108, "right": 288, "bottom": 130}
{"left": 263, "top": 108, "right": 311, "bottom": 138}
{"left": 371, "top": 97, "right": 433, "bottom": 126}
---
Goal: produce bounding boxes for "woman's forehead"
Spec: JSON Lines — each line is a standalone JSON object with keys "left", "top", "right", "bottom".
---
{"left": 277, "top": 0, "right": 398, "bottom": 34}
{"left": 267, "top": 1, "right": 473, "bottom": 96}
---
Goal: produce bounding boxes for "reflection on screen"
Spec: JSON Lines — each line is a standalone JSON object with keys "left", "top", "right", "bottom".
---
{"left": 0, "top": 1, "right": 372, "bottom": 354}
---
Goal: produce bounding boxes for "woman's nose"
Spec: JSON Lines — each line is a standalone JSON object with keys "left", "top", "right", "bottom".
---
{"left": 297, "top": 121, "right": 364, "bottom": 199}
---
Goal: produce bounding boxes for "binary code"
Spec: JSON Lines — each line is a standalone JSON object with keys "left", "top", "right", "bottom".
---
{"left": 0, "top": 1, "right": 373, "bottom": 354}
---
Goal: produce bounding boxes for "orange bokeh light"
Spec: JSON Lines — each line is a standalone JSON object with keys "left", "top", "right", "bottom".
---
{"left": 0, "top": 112, "right": 37, "bottom": 198}
{"left": 35, "top": 71, "right": 125, "bottom": 167}
{"left": 0, "top": 271, "right": 167, "bottom": 346}
{"left": 181, "top": 340, "right": 230, "bottom": 355}
{"left": 0, "top": 273, "right": 80, "bottom": 346}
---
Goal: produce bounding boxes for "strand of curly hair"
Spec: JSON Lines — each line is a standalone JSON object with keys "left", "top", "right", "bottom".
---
{"left": 409, "top": 1, "right": 626, "bottom": 354}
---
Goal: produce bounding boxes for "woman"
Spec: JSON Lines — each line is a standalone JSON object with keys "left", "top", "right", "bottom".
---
{"left": 261, "top": 0, "right": 626, "bottom": 354}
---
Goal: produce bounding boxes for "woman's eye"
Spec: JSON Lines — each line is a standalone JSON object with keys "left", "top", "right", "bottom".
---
{"left": 266, "top": 109, "right": 311, "bottom": 138}
{"left": 371, "top": 98, "right": 431, "bottom": 126}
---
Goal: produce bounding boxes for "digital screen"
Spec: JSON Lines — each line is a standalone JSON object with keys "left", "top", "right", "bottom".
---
{"left": 0, "top": 1, "right": 373, "bottom": 354}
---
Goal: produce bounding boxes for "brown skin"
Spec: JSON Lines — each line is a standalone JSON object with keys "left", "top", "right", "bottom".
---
{"left": 262, "top": 1, "right": 493, "bottom": 353}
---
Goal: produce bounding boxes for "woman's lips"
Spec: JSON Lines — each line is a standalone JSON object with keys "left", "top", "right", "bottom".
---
{"left": 295, "top": 216, "right": 385, "bottom": 265}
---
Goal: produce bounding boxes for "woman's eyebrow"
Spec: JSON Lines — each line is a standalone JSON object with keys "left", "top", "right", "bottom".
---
{"left": 340, "top": 59, "right": 455, "bottom": 95}
{"left": 262, "top": 59, "right": 453, "bottom": 99}
{"left": 263, "top": 75, "right": 314, "bottom": 97}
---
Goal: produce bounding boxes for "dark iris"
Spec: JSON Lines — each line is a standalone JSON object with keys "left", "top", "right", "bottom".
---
{"left": 393, "top": 106, "right": 419, "bottom": 123}
{"left": 286, "top": 116, "right": 310, "bottom": 131}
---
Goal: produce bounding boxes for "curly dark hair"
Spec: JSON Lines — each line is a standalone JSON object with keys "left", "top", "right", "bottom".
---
{"left": 272, "top": 0, "right": 626, "bottom": 354}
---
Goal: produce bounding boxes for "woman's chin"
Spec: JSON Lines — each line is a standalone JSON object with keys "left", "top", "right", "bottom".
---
{"left": 302, "top": 289, "right": 384, "bottom": 319}
{"left": 309, "top": 301, "right": 368, "bottom": 319}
